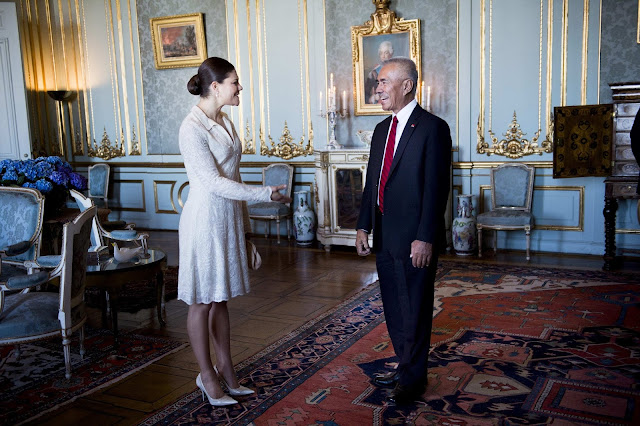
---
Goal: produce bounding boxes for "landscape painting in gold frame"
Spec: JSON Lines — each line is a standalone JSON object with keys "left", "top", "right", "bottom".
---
{"left": 150, "top": 13, "right": 207, "bottom": 70}
{"left": 351, "top": 3, "right": 420, "bottom": 116}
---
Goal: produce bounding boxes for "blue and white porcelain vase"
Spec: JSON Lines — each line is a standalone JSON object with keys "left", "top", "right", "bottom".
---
{"left": 293, "top": 191, "right": 316, "bottom": 246}
{"left": 452, "top": 194, "right": 477, "bottom": 255}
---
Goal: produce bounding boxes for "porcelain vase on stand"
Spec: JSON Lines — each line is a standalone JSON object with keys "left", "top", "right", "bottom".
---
{"left": 452, "top": 194, "right": 477, "bottom": 255}
{"left": 293, "top": 191, "right": 316, "bottom": 246}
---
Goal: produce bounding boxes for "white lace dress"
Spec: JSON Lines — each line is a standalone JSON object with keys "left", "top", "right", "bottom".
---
{"left": 178, "top": 106, "right": 272, "bottom": 304}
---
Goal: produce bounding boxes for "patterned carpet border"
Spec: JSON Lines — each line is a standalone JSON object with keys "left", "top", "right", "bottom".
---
{"left": 140, "top": 282, "right": 385, "bottom": 425}
{"left": 0, "top": 329, "right": 187, "bottom": 425}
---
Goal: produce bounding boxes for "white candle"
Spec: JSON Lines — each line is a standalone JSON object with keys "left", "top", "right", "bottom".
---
{"left": 420, "top": 81, "right": 426, "bottom": 109}
{"left": 319, "top": 91, "right": 323, "bottom": 111}
{"left": 426, "top": 85, "right": 431, "bottom": 111}
{"left": 331, "top": 86, "right": 336, "bottom": 109}
{"left": 342, "top": 90, "right": 347, "bottom": 111}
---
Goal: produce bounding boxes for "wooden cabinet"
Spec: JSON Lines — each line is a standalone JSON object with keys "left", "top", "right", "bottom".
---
{"left": 603, "top": 82, "right": 640, "bottom": 270}
{"left": 314, "top": 148, "right": 372, "bottom": 251}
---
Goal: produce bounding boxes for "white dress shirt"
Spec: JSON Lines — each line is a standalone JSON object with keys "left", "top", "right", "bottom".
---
{"left": 377, "top": 99, "right": 418, "bottom": 205}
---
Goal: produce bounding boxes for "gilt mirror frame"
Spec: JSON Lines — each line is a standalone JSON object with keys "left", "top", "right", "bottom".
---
{"left": 351, "top": 1, "right": 421, "bottom": 116}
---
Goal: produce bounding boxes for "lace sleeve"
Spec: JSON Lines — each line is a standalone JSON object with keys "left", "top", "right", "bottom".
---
{"left": 179, "top": 119, "right": 272, "bottom": 203}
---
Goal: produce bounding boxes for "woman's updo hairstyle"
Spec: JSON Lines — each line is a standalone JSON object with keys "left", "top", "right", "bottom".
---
{"left": 187, "top": 57, "right": 235, "bottom": 97}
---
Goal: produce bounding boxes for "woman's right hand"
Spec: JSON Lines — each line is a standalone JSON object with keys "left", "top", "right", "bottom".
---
{"left": 270, "top": 185, "right": 292, "bottom": 203}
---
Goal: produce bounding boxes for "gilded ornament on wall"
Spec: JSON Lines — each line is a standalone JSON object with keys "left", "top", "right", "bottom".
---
{"left": 477, "top": 112, "right": 552, "bottom": 159}
{"left": 87, "top": 128, "right": 125, "bottom": 160}
{"left": 261, "top": 122, "right": 313, "bottom": 161}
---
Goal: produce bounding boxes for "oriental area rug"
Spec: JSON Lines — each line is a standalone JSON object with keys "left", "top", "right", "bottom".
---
{"left": 141, "top": 262, "right": 640, "bottom": 425}
{"left": 0, "top": 329, "right": 186, "bottom": 425}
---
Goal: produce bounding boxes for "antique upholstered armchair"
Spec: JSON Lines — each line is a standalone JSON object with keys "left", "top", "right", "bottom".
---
{"left": 69, "top": 189, "right": 148, "bottom": 252}
{"left": 0, "top": 187, "right": 45, "bottom": 272}
{"left": 476, "top": 163, "right": 535, "bottom": 260}
{"left": 87, "top": 163, "right": 110, "bottom": 208}
{"left": 247, "top": 164, "right": 294, "bottom": 244}
{"left": 0, "top": 206, "right": 95, "bottom": 380}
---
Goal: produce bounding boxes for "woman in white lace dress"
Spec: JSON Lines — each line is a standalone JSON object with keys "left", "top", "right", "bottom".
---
{"left": 178, "top": 57, "right": 291, "bottom": 406}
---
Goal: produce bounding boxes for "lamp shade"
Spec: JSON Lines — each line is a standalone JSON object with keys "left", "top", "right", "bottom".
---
{"left": 47, "top": 90, "right": 74, "bottom": 101}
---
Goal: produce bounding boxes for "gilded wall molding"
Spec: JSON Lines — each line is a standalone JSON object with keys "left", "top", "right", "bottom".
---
{"left": 18, "top": 0, "right": 146, "bottom": 159}
{"left": 477, "top": 0, "right": 554, "bottom": 158}
{"left": 153, "top": 180, "right": 178, "bottom": 214}
{"left": 111, "top": 179, "right": 146, "bottom": 212}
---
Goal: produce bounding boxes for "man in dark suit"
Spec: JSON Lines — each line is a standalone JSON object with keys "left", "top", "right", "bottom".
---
{"left": 355, "top": 57, "right": 451, "bottom": 404}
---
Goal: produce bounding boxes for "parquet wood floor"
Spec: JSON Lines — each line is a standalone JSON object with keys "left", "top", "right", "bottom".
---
{"left": 32, "top": 231, "right": 640, "bottom": 425}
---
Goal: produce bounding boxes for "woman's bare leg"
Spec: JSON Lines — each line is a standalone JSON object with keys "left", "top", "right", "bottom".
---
{"left": 187, "top": 303, "right": 226, "bottom": 398}
{"left": 209, "top": 301, "right": 240, "bottom": 388}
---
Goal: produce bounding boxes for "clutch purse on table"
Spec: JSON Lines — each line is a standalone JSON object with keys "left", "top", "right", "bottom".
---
{"left": 246, "top": 240, "right": 262, "bottom": 270}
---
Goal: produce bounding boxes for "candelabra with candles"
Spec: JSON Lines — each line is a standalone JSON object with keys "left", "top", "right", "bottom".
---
{"left": 319, "top": 73, "right": 348, "bottom": 150}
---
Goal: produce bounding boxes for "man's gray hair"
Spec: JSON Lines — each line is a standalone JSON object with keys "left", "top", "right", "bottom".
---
{"left": 381, "top": 57, "right": 418, "bottom": 94}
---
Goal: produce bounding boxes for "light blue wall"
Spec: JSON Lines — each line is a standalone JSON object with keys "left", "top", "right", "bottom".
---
{"left": 15, "top": 0, "right": 640, "bottom": 252}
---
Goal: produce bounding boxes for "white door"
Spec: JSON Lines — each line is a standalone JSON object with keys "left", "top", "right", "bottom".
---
{"left": 0, "top": 2, "right": 31, "bottom": 160}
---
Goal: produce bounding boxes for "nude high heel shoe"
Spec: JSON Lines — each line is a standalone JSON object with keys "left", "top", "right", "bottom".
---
{"left": 196, "top": 373, "right": 238, "bottom": 406}
{"left": 214, "top": 365, "right": 255, "bottom": 396}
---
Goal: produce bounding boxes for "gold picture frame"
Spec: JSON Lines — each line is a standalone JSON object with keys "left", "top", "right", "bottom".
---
{"left": 150, "top": 13, "right": 207, "bottom": 70}
{"left": 351, "top": 1, "right": 421, "bottom": 116}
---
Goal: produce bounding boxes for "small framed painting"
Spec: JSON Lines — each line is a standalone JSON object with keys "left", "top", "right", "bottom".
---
{"left": 150, "top": 13, "right": 207, "bottom": 70}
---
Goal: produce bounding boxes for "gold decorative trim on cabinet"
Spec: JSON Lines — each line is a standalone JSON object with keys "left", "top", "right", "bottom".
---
{"left": 153, "top": 180, "right": 178, "bottom": 214}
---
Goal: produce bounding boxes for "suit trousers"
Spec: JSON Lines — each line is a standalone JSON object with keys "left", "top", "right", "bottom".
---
{"left": 374, "top": 208, "right": 438, "bottom": 388}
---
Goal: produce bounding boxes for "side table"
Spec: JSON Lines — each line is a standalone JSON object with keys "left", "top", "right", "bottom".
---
{"left": 86, "top": 248, "right": 167, "bottom": 347}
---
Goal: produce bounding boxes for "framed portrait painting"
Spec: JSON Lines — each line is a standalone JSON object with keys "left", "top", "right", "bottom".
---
{"left": 150, "top": 13, "right": 207, "bottom": 70}
{"left": 351, "top": 5, "right": 420, "bottom": 115}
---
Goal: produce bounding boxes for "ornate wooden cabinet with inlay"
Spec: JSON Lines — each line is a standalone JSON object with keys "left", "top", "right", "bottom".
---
{"left": 314, "top": 148, "right": 372, "bottom": 251}
{"left": 603, "top": 82, "right": 640, "bottom": 270}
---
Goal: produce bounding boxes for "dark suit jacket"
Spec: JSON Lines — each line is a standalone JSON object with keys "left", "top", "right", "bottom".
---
{"left": 357, "top": 104, "right": 452, "bottom": 256}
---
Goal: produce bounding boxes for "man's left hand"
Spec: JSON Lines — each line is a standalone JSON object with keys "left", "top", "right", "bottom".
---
{"left": 410, "top": 240, "right": 432, "bottom": 268}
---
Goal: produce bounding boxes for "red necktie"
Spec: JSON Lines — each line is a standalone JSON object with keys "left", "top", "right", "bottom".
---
{"left": 378, "top": 116, "right": 398, "bottom": 213}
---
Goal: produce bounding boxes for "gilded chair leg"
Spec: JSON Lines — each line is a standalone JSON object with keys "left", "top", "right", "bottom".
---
{"left": 525, "top": 227, "right": 531, "bottom": 261}
{"left": 493, "top": 230, "right": 498, "bottom": 253}
{"left": 477, "top": 227, "right": 483, "bottom": 257}
{"left": 276, "top": 219, "right": 281, "bottom": 244}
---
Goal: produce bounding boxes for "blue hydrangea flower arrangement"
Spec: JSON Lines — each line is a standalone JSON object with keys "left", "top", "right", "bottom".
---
{"left": 0, "top": 156, "right": 88, "bottom": 217}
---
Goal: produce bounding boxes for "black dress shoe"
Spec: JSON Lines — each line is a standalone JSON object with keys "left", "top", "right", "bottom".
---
{"left": 373, "top": 371, "right": 399, "bottom": 388}
{"left": 387, "top": 383, "right": 426, "bottom": 405}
